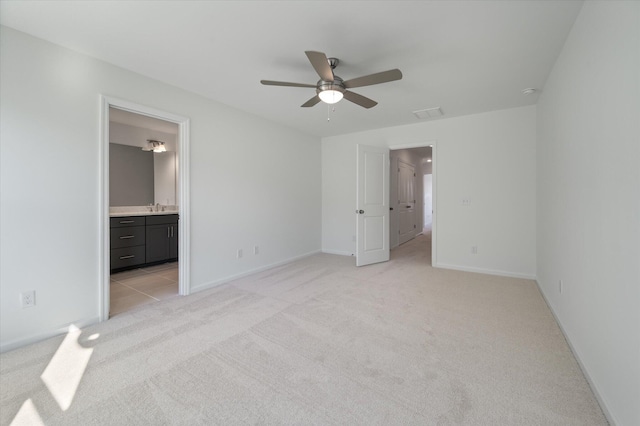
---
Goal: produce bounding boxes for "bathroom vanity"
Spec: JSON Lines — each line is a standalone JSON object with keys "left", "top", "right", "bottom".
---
{"left": 110, "top": 212, "right": 178, "bottom": 272}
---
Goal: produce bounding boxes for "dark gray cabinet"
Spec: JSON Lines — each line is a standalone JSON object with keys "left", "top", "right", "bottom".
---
{"left": 110, "top": 217, "right": 146, "bottom": 270}
{"left": 110, "top": 214, "right": 178, "bottom": 272}
{"left": 145, "top": 214, "right": 179, "bottom": 264}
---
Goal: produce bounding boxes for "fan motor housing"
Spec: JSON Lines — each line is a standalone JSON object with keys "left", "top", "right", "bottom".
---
{"left": 316, "top": 75, "right": 345, "bottom": 96}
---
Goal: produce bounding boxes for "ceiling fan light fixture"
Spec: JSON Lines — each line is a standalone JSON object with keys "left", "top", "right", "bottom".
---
{"left": 318, "top": 89, "right": 344, "bottom": 104}
{"left": 261, "top": 51, "right": 402, "bottom": 109}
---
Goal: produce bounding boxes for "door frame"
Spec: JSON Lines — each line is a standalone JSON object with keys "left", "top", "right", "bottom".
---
{"left": 388, "top": 141, "right": 437, "bottom": 266}
{"left": 99, "top": 96, "right": 191, "bottom": 322}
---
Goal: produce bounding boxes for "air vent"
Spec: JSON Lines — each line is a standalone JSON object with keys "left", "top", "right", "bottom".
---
{"left": 413, "top": 107, "right": 443, "bottom": 120}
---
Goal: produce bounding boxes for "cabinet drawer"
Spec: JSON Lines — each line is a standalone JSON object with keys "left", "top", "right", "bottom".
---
{"left": 110, "top": 226, "right": 145, "bottom": 249}
{"left": 110, "top": 216, "right": 145, "bottom": 228}
{"left": 110, "top": 246, "right": 146, "bottom": 270}
{"left": 146, "top": 214, "right": 178, "bottom": 226}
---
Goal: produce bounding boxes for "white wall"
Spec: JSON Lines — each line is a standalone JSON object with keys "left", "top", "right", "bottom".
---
{"left": 0, "top": 26, "right": 321, "bottom": 351}
{"left": 322, "top": 106, "right": 536, "bottom": 278}
{"left": 154, "top": 152, "right": 177, "bottom": 206}
{"left": 536, "top": 2, "right": 640, "bottom": 425}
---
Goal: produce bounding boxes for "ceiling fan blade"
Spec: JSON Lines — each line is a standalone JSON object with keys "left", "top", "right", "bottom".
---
{"left": 261, "top": 80, "right": 316, "bottom": 88}
{"left": 305, "top": 51, "right": 334, "bottom": 82}
{"left": 343, "top": 69, "right": 403, "bottom": 89}
{"left": 343, "top": 90, "right": 378, "bottom": 109}
{"left": 301, "top": 95, "right": 321, "bottom": 108}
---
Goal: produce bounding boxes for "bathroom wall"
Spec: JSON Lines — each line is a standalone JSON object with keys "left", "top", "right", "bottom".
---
{"left": 110, "top": 120, "right": 178, "bottom": 206}
{"left": 109, "top": 121, "right": 177, "bottom": 151}
{"left": 153, "top": 152, "right": 176, "bottom": 206}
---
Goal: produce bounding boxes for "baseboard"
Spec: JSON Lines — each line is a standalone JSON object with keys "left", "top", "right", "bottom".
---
{"left": 433, "top": 262, "right": 536, "bottom": 280}
{"left": 321, "top": 249, "right": 354, "bottom": 256}
{"left": 535, "top": 280, "right": 617, "bottom": 426}
{"left": 191, "top": 249, "right": 322, "bottom": 293}
{"left": 0, "top": 316, "right": 100, "bottom": 353}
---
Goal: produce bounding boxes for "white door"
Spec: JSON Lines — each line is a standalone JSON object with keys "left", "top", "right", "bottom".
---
{"left": 356, "top": 144, "right": 390, "bottom": 267}
{"left": 398, "top": 160, "right": 416, "bottom": 245}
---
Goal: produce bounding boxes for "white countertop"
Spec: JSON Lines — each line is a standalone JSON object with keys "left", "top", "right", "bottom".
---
{"left": 110, "top": 206, "right": 179, "bottom": 217}
{"left": 110, "top": 211, "right": 179, "bottom": 217}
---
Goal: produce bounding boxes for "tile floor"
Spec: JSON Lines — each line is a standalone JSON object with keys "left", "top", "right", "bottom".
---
{"left": 110, "top": 262, "right": 178, "bottom": 317}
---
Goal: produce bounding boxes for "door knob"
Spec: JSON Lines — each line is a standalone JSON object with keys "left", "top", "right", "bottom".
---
{"left": 355, "top": 209, "right": 365, "bottom": 214}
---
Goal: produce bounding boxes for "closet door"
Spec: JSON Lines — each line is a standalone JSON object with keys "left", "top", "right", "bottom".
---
{"left": 398, "top": 159, "right": 416, "bottom": 245}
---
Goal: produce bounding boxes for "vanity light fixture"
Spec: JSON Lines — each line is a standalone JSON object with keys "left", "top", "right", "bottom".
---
{"left": 142, "top": 139, "right": 167, "bottom": 153}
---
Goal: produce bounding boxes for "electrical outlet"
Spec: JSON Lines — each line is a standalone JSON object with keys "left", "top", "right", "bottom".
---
{"left": 254, "top": 245, "right": 259, "bottom": 255}
{"left": 559, "top": 280, "right": 563, "bottom": 294}
{"left": 21, "top": 290, "right": 35, "bottom": 308}
{"left": 462, "top": 198, "right": 471, "bottom": 206}
{"left": 471, "top": 245, "right": 478, "bottom": 254}
{"left": 237, "top": 249, "right": 243, "bottom": 259}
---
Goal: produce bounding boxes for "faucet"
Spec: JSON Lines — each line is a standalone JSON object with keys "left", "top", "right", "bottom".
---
{"left": 155, "top": 203, "right": 160, "bottom": 212}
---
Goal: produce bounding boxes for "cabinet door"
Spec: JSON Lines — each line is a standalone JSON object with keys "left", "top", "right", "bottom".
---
{"left": 169, "top": 224, "right": 179, "bottom": 259}
{"left": 145, "top": 224, "right": 170, "bottom": 263}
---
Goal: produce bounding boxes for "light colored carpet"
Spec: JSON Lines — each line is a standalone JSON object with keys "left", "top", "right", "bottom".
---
{"left": 1, "top": 234, "right": 607, "bottom": 425}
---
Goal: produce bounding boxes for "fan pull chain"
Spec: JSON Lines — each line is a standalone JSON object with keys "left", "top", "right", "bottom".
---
{"left": 327, "top": 104, "right": 337, "bottom": 122}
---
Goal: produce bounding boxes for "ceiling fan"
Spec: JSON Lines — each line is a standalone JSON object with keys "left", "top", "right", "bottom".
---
{"left": 260, "top": 51, "right": 402, "bottom": 109}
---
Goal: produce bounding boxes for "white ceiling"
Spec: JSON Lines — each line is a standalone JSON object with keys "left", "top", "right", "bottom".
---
{"left": 0, "top": 1, "right": 583, "bottom": 138}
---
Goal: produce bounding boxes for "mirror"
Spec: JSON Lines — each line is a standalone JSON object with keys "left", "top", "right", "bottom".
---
{"left": 109, "top": 144, "right": 176, "bottom": 206}
{"left": 109, "top": 108, "right": 178, "bottom": 207}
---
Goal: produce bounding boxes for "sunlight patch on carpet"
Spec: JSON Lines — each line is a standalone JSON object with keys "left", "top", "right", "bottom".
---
{"left": 40, "top": 325, "right": 93, "bottom": 411}
{"left": 11, "top": 398, "right": 44, "bottom": 426}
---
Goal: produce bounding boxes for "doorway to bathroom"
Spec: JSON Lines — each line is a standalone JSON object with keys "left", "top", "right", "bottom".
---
{"left": 108, "top": 108, "right": 179, "bottom": 316}
{"left": 100, "top": 96, "right": 190, "bottom": 321}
